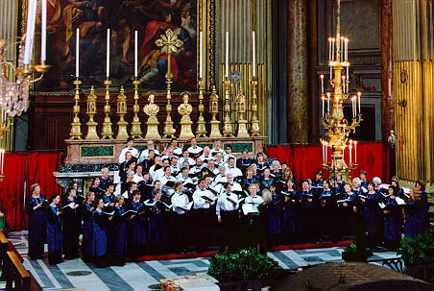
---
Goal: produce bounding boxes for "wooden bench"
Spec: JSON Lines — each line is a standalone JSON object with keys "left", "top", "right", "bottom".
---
{"left": 0, "top": 230, "right": 9, "bottom": 279}
{"left": 4, "top": 250, "right": 31, "bottom": 291}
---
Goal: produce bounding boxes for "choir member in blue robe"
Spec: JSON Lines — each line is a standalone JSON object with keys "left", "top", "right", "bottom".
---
{"left": 62, "top": 188, "right": 81, "bottom": 259}
{"left": 404, "top": 181, "right": 429, "bottom": 238}
{"left": 92, "top": 199, "right": 112, "bottom": 267}
{"left": 81, "top": 192, "right": 95, "bottom": 262}
{"left": 89, "top": 177, "right": 104, "bottom": 199}
{"left": 360, "top": 183, "right": 383, "bottom": 247}
{"left": 336, "top": 184, "right": 358, "bottom": 237}
{"left": 262, "top": 184, "right": 282, "bottom": 246}
{"left": 236, "top": 150, "right": 254, "bottom": 175}
{"left": 241, "top": 165, "right": 258, "bottom": 189}
{"left": 110, "top": 197, "right": 128, "bottom": 265}
{"left": 145, "top": 191, "right": 168, "bottom": 254}
{"left": 299, "top": 181, "right": 317, "bottom": 241}
{"left": 311, "top": 171, "right": 324, "bottom": 197}
{"left": 383, "top": 187, "right": 402, "bottom": 250}
{"left": 27, "top": 183, "right": 48, "bottom": 260}
{"left": 127, "top": 190, "right": 147, "bottom": 256}
{"left": 318, "top": 180, "right": 334, "bottom": 240}
{"left": 47, "top": 195, "right": 63, "bottom": 265}
{"left": 99, "top": 167, "right": 113, "bottom": 191}
{"left": 260, "top": 168, "right": 274, "bottom": 191}
{"left": 359, "top": 170, "right": 369, "bottom": 189}
{"left": 281, "top": 180, "right": 299, "bottom": 243}
{"left": 102, "top": 183, "right": 116, "bottom": 211}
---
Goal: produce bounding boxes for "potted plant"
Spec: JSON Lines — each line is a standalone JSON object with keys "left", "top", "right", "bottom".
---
{"left": 341, "top": 242, "right": 371, "bottom": 262}
{"left": 398, "top": 232, "right": 434, "bottom": 283}
{"left": 208, "top": 248, "right": 283, "bottom": 291}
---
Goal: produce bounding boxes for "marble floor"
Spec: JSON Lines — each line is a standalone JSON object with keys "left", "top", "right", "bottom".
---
{"left": 6, "top": 231, "right": 401, "bottom": 291}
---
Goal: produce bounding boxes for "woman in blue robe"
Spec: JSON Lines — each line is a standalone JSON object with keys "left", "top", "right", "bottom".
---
{"left": 383, "top": 187, "right": 402, "bottom": 250}
{"left": 404, "top": 181, "right": 429, "bottom": 238}
{"left": 127, "top": 190, "right": 147, "bottom": 257}
{"left": 62, "top": 188, "right": 81, "bottom": 259}
{"left": 318, "top": 180, "right": 334, "bottom": 240}
{"left": 299, "top": 181, "right": 318, "bottom": 242}
{"left": 47, "top": 195, "right": 63, "bottom": 265}
{"left": 361, "top": 183, "right": 383, "bottom": 248}
{"left": 81, "top": 192, "right": 95, "bottom": 262}
{"left": 27, "top": 183, "right": 48, "bottom": 260}
{"left": 281, "top": 180, "right": 298, "bottom": 243}
{"left": 92, "top": 198, "right": 111, "bottom": 267}
{"left": 145, "top": 192, "right": 168, "bottom": 254}
{"left": 262, "top": 185, "right": 282, "bottom": 246}
{"left": 110, "top": 197, "right": 128, "bottom": 266}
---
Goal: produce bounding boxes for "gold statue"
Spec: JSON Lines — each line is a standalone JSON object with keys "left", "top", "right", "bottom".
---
{"left": 209, "top": 85, "right": 222, "bottom": 138}
{"left": 115, "top": 86, "right": 129, "bottom": 140}
{"left": 143, "top": 94, "right": 161, "bottom": 139}
{"left": 85, "top": 86, "right": 99, "bottom": 140}
{"left": 177, "top": 93, "right": 195, "bottom": 139}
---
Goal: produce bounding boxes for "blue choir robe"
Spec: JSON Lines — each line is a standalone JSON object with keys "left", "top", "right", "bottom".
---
{"left": 81, "top": 202, "right": 95, "bottom": 259}
{"left": 281, "top": 190, "right": 298, "bottom": 242}
{"left": 265, "top": 192, "right": 282, "bottom": 243}
{"left": 27, "top": 196, "right": 48, "bottom": 260}
{"left": 261, "top": 178, "right": 274, "bottom": 191}
{"left": 128, "top": 201, "right": 147, "bottom": 256}
{"left": 102, "top": 193, "right": 116, "bottom": 210}
{"left": 318, "top": 189, "right": 334, "bottom": 237}
{"left": 145, "top": 201, "right": 168, "bottom": 253}
{"left": 47, "top": 204, "right": 63, "bottom": 264}
{"left": 62, "top": 197, "right": 81, "bottom": 258}
{"left": 110, "top": 206, "right": 128, "bottom": 260}
{"left": 99, "top": 176, "right": 113, "bottom": 191}
{"left": 361, "top": 192, "right": 383, "bottom": 246}
{"left": 241, "top": 176, "right": 258, "bottom": 190}
{"left": 299, "top": 191, "right": 318, "bottom": 240}
{"left": 383, "top": 196, "right": 401, "bottom": 248}
{"left": 92, "top": 210, "right": 109, "bottom": 258}
{"left": 404, "top": 191, "right": 429, "bottom": 238}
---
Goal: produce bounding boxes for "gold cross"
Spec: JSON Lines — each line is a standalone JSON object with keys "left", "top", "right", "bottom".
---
{"left": 155, "top": 29, "right": 183, "bottom": 80}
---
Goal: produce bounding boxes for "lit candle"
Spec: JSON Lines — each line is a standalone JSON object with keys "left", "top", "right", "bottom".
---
{"left": 320, "top": 74, "right": 324, "bottom": 94}
{"left": 106, "top": 28, "right": 110, "bottom": 79}
{"left": 225, "top": 31, "right": 229, "bottom": 78}
{"left": 351, "top": 96, "right": 355, "bottom": 117}
{"left": 354, "top": 140, "right": 358, "bottom": 164}
{"left": 41, "top": 0, "right": 47, "bottom": 63}
{"left": 341, "top": 37, "right": 345, "bottom": 62}
{"left": 24, "top": 0, "right": 37, "bottom": 65}
{"left": 326, "top": 92, "right": 331, "bottom": 114}
{"left": 321, "top": 95, "right": 325, "bottom": 118}
{"left": 134, "top": 30, "right": 138, "bottom": 78}
{"left": 344, "top": 38, "right": 349, "bottom": 61}
{"left": 346, "top": 63, "right": 349, "bottom": 82}
{"left": 331, "top": 38, "right": 335, "bottom": 61}
{"left": 0, "top": 149, "right": 4, "bottom": 175}
{"left": 75, "top": 28, "right": 79, "bottom": 78}
{"left": 357, "top": 91, "right": 362, "bottom": 115}
{"left": 329, "top": 63, "right": 333, "bottom": 81}
{"left": 199, "top": 31, "right": 203, "bottom": 79}
{"left": 328, "top": 37, "right": 332, "bottom": 62}
{"left": 349, "top": 140, "right": 353, "bottom": 165}
{"left": 252, "top": 31, "right": 256, "bottom": 78}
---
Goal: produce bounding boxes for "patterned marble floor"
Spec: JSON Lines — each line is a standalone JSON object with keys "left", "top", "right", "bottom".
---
{"left": 7, "top": 231, "right": 401, "bottom": 291}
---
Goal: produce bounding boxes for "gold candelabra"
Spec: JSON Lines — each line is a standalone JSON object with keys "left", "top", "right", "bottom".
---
{"left": 69, "top": 79, "right": 82, "bottom": 139}
{"left": 101, "top": 79, "right": 113, "bottom": 139}
{"left": 209, "top": 85, "right": 222, "bottom": 138}
{"left": 155, "top": 29, "right": 183, "bottom": 138}
{"left": 115, "top": 86, "right": 129, "bottom": 140}
{"left": 130, "top": 79, "right": 143, "bottom": 138}
{"left": 250, "top": 79, "right": 260, "bottom": 136}
{"left": 320, "top": 0, "right": 362, "bottom": 180}
{"left": 85, "top": 86, "right": 99, "bottom": 140}
{"left": 222, "top": 78, "right": 234, "bottom": 137}
{"left": 195, "top": 79, "right": 207, "bottom": 137}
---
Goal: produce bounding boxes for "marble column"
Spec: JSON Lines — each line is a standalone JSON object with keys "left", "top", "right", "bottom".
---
{"left": 287, "top": 0, "right": 309, "bottom": 143}
{"left": 393, "top": 0, "right": 433, "bottom": 186}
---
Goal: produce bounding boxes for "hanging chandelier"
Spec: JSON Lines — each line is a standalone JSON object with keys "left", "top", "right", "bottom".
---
{"left": 319, "top": 0, "right": 362, "bottom": 180}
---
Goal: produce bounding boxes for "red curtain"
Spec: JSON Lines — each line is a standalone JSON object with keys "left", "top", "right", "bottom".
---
{"left": 266, "top": 142, "right": 391, "bottom": 183}
{"left": 0, "top": 151, "right": 63, "bottom": 231}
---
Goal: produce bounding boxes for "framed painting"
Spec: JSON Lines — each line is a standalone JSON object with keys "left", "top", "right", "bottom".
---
{"left": 21, "top": 0, "right": 215, "bottom": 93}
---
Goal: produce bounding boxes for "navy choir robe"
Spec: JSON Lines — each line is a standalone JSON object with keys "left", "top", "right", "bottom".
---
{"left": 47, "top": 204, "right": 63, "bottom": 265}
{"left": 27, "top": 196, "right": 47, "bottom": 260}
{"left": 265, "top": 192, "right": 282, "bottom": 243}
{"left": 383, "top": 196, "right": 401, "bottom": 249}
{"left": 62, "top": 197, "right": 81, "bottom": 258}
{"left": 281, "top": 190, "right": 298, "bottom": 243}
{"left": 93, "top": 210, "right": 109, "bottom": 258}
{"left": 145, "top": 201, "right": 168, "bottom": 253}
{"left": 128, "top": 201, "right": 147, "bottom": 256}
{"left": 110, "top": 205, "right": 128, "bottom": 263}
{"left": 81, "top": 202, "right": 95, "bottom": 260}
{"left": 299, "top": 191, "right": 318, "bottom": 241}
{"left": 361, "top": 192, "right": 384, "bottom": 246}
{"left": 404, "top": 191, "right": 429, "bottom": 238}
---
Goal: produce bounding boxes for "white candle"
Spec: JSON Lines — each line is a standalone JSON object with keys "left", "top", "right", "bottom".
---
{"left": 106, "top": 28, "right": 110, "bottom": 78}
{"left": 331, "top": 38, "right": 335, "bottom": 61}
{"left": 344, "top": 38, "right": 349, "bottom": 61}
{"left": 320, "top": 74, "right": 324, "bottom": 94}
{"left": 354, "top": 141, "right": 358, "bottom": 164}
{"left": 134, "top": 30, "right": 138, "bottom": 78}
{"left": 341, "top": 37, "right": 345, "bottom": 62}
{"left": 199, "top": 31, "right": 203, "bottom": 79}
{"left": 321, "top": 96, "right": 325, "bottom": 118}
{"left": 41, "top": 0, "right": 47, "bottom": 63}
{"left": 329, "top": 63, "right": 333, "bottom": 81}
{"left": 252, "top": 31, "right": 256, "bottom": 78}
{"left": 328, "top": 38, "right": 332, "bottom": 62}
{"left": 357, "top": 91, "right": 362, "bottom": 115}
{"left": 352, "top": 96, "right": 356, "bottom": 117}
{"left": 326, "top": 92, "right": 331, "bottom": 114}
{"left": 1, "top": 149, "right": 4, "bottom": 175}
{"left": 24, "top": 0, "right": 37, "bottom": 65}
{"left": 75, "top": 28, "right": 79, "bottom": 78}
{"left": 349, "top": 141, "right": 353, "bottom": 165}
{"left": 225, "top": 31, "right": 229, "bottom": 78}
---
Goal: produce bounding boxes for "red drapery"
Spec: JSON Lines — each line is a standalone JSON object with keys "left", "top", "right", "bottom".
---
{"left": 266, "top": 142, "right": 391, "bottom": 183}
{"left": 0, "top": 151, "right": 63, "bottom": 231}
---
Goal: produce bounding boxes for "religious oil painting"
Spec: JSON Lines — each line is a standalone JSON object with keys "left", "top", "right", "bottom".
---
{"left": 36, "top": 0, "right": 197, "bottom": 91}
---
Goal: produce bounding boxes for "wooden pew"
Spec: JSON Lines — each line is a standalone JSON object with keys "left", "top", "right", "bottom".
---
{"left": 4, "top": 250, "right": 31, "bottom": 291}
{"left": 0, "top": 230, "right": 9, "bottom": 280}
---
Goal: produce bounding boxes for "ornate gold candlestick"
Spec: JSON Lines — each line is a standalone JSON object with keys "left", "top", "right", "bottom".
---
{"left": 250, "top": 79, "right": 260, "bottom": 136}
{"left": 195, "top": 79, "right": 207, "bottom": 137}
{"left": 222, "top": 78, "right": 234, "bottom": 137}
{"left": 143, "top": 94, "right": 161, "bottom": 139}
{"left": 85, "top": 86, "right": 99, "bottom": 140}
{"left": 69, "top": 79, "right": 82, "bottom": 139}
{"left": 178, "top": 93, "right": 195, "bottom": 139}
{"left": 116, "top": 86, "right": 129, "bottom": 140}
{"left": 130, "top": 79, "right": 143, "bottom": 138}
{"left": 209, "top": 85, "right": 222, "bottom": 138}
{"left": 101, "top": 79, "right": 113, "bottom": 139}
{"left": 236, "top": 91, "right": 249, "bottom": 138}
{"left": 156, "top": 29, "right": 183, "bottom": 138}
